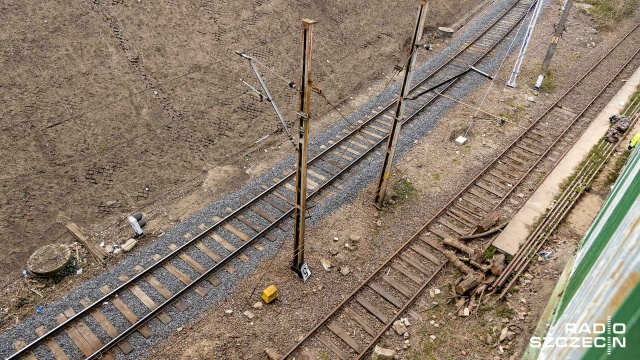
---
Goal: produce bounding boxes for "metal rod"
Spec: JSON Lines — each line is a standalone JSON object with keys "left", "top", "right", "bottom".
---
{"left": 291, "top": 19, "right": 316, "bottom": 278}
{"left": 237, "top": 51, "right": 295, "bottom": 146}
{"left": 506, "top": 0, "right": 543, "bottom": 87}
{"left": 534, "top": 0, "right": 574, "bottom": 90}
{"left": 374, "top": 0, "right": 429, "bottom": 208}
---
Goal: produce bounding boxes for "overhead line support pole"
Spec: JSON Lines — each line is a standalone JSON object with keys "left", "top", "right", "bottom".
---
{"left": 374, "top": 0, "right": 429, "bottom": 209}
{"left": 292, "top": 18, "right": 316, "bottom": 279}
{"left": 534, "top": 0, "right": 573, "bottom": 91}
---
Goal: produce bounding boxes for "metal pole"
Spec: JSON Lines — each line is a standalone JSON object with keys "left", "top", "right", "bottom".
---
{"left": 506, "top": 0, "right": 543, "bottom": 87}
{"left": 236, "top": 51, "right": 296, "bottom": 146}
{"left": 374, "top": 0, "right": 428, "bottom": 208}
{"left": 534, "top": 0, "right": 573, "bottom": 91}
{"left": 292, "top": 18, "right": 316, "bottom": 280}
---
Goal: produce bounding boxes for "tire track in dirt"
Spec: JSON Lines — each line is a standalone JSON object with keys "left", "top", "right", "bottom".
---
{"left": 90, "top": 1, "right": 182, "bottom": 123}
{"left": 88, "top": 1, "right": 212, "bottom": 160}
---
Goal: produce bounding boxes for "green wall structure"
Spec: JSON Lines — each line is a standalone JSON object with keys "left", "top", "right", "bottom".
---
{"left": 528, "top": 146, "right": 640, "bottom": 360}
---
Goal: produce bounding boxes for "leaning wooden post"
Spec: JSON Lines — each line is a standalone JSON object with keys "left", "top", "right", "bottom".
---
{"left": 534, "top": 0, "right": 573, "bottom": 90}
{"left": 374, "top": 0, "right": 429, "bottom": 208}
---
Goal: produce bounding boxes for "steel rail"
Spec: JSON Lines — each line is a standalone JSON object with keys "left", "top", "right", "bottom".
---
{"left": 282, "top": 18, "right": 640, "bottom": 360}
{"left": 496, "top": 95, "right": 640, "bottom": 297}
{"left": 6, "top": 1, "right": 535, "bottom": 358}
{"left": 83, "top": 1, "right": 537, "bottom": 358}
{"left": 485, "top": 23, "right": 640, "bottom": 219}
{"left": 282, "top": 1, "right": 542, "bottom": 358}
{"left": 346, "top": 0, "right": 532, "bottom": 137}
{"left": 492, "top": 34, "right": 640, "bottom": 290}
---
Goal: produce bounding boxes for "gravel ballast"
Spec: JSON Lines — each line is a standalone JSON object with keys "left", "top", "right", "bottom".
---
{"left": 0, "top": 1, "right": 547, "bottom": 358}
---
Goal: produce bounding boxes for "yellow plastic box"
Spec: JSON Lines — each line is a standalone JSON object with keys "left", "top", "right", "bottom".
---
{"left": 261, "top": 285, "right": 278, "bottom": 303}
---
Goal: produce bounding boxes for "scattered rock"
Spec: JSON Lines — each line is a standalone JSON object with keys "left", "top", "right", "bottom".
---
{"left": 436, "top": 26, "right": 455, "bottom": 38}
{"left": 463, "top": 308, "right": 470, "bottom": 317}
{"left": 122, "top": 238, "right": 137, "bottom": 252}
{"left": 429, "top": 335, "right": 436, "bottom": 341}
{"left": 253, "top": 302, "right": 263, "bottom": 310}
{"left": 371, "top": 345, "right": 396, "bottom": 360}
{"left": 321, "top": 258, "right": 332, "bottom": 271}
{"left": 177, "top": 326, "right": 183, "bottom": 332}
{"left": 104, "top": 245, "right": 113, "bottom": 253}
{"left": 520, "top": 298, "right": 527, "bottom": 305}
{"left": 401, "top": 317, "right": 410, "bottom": 327}
{"left": 523, "top": 273, "right": 533, "bottom": 280}
{"left": 224, "top": 309, "right": 233, "bottom": 315}
{"left": 486, "top": 334, "right": 493, "bottom": 344}
{"left": 243, "top": 310, "right": 255, "bottom": 320}
{"left": 349, "top": 234, "right": 361, "bottom": 242}
{"left": 499, "top": 327, "right": 509, "bottom": 342}
{"left": 434, "top": 288, "right": 441, "bottom": 295}
{"left": 507, "top": 331, "right": 516, "bottom": 341}
{"left": 518, "top": 312, "right": 528, "bottom": 320}
{"left": 344, "top": 242, "right": 357, "bottom": 251}
{"left": 105, "top": 200, "right": 117, "bottom": 206}
{"left": 526, "top": 95, "right": 536, "bottom": 102}
{"left": 225, "top": 207, "right": 233, "bottom": 214}
{"left": 392, "top": 320, "right": 407, "bottom": 335}
{"left": 403, "top": 332, "right": 410, "bottom": 339}
{"left": 329, "top": 248, "right": 339, "bottom": 256}
{"left": 340, "top": 266, "right": 351, "bottom": 276}
{"left": 265, "top": 348, "right": 281, "bottom": 360}
{"left": 333, "top": 237, "right": 339, "bottom": 242}
{"left": 376, "top": 220, "right": 382, "bottom": 227}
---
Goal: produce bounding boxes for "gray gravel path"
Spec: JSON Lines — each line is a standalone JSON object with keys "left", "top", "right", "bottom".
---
{"left": 0, "top": 1, "right": 548, "bottom": 358}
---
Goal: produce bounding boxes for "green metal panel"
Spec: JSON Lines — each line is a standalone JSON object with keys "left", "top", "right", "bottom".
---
{"left": 555, "top": 148, "right": 640, "bottom": 319}
{"left": 582, "top": 281, "right": 640, "bottom": 360}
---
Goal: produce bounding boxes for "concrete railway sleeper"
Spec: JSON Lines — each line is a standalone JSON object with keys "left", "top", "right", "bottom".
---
{"left": 6, "top": 1, "right": 545, "bottom": 359}
{"left": 282, "top": 22, "right": 640, "bottom": 360}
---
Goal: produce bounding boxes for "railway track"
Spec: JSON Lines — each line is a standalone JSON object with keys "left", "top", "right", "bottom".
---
{"left": 4, "top": 1, "right": 563, "bottom": 359}
{"left": 494, "top": 91, "right": 640, "bottom": 299}
{"left": 281, "top": 22, "right": 640, "bottom": 360}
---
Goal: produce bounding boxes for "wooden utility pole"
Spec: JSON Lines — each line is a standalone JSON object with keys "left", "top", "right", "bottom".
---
{"left": 374, "top": 0, "right": 428, "bottom": 209}
{"left": 292, "top": 19, "right": 316, "bottom": 280}
{"left": 534, "top": 0, "right": 573, "bottom": 91}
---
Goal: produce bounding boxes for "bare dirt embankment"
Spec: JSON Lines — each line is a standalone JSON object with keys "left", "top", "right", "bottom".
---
{"left": 142, "top": 1, "right": 640, "bottom": 359}
{"left": 0, "top": 0, "right": 481, "bottom": 330}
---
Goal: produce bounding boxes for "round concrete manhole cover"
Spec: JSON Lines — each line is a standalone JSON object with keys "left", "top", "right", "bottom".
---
{"left": 27, "top": 244, "right": 73, "bottom": 276}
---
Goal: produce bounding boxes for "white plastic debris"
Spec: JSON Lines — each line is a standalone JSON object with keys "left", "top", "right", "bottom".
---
{"left": 455, "top": 136, "right": 467, "bottom": 145}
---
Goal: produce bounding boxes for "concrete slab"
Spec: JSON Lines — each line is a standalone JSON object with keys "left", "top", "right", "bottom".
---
{"left": 493, "top": 66, "right": 640, "bottom": 255}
